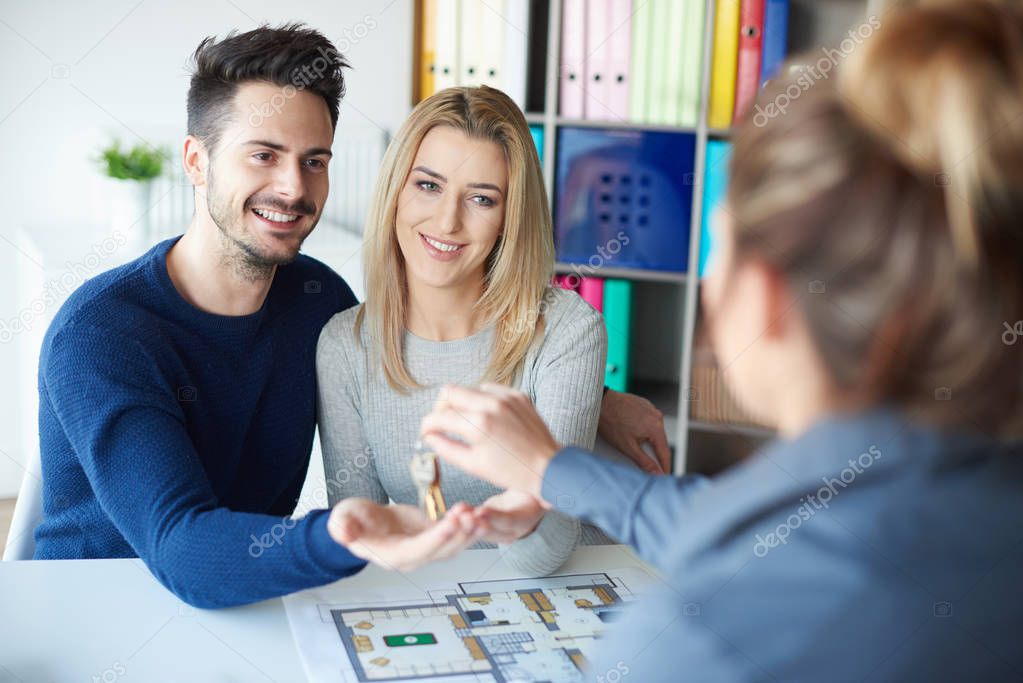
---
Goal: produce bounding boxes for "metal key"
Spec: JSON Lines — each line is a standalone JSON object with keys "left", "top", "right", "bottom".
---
{"left": 409, "top": 440, "right": 447, "bottom": 521}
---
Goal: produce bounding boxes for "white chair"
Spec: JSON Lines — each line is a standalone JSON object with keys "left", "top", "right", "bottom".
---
{"left": 3, "top": 449, "right": 43, "bottom": 561}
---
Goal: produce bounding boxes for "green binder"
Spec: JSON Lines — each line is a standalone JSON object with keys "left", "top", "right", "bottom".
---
{"left": 629, "top": 0, "right": 654, "bottom": 121}
{"left": 603, "top": 279, "right": 632, "bottom": 392}
{"left": 647, "top": 0, "right": 673, "bottom": 124}
{"left": 679, "top": 0, "right": 707, "bottom": 128}
{"left": 638, "top": 0, "right": 706, "bottom": 126}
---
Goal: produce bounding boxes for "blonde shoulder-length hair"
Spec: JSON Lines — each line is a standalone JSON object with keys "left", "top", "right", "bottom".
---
{"left": 355, "top": 85, "right": 555, "bottom": 392}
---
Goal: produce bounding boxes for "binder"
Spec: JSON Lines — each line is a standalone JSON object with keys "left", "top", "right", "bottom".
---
{"left": 502, "top": 0, "right": 530, "bottom": 108}
{"left": 606, "top": 0, "right": 633, "bottom": 121}
{"left": 418, "top": 0, "right": 437, "bottom": 100}
{"left": 636, "top": 0, "right": 703, "bottom": 126}
{"left": 584, "top": 0, "right": 611, "bottom": 120}
{"left": 525, "top": 0, "right": 551, "bottom": 112}
{"left": 646, "top": 0, "right": 673, "bottom": 124}
{"left": 478, "top": 0, "right": 507, "bottom": 92}
{"left": 530, "top": 124, "right": 545, "bottom": 162}
{"left": 707, "top": 0, "right": 741, "bottom": 129}
{"left": 678, "top": 0, "right": 707, "bottom": 128}
{"left": 603, "top": 279, "right": 632, "bottom": 392}
{"left": 434, "top": 0, "right": 459, "bottom": 92}
{"left": 559, "top": 0, "right": 587, "bottom": 118}
{"left": 460, "top": 0, "right": 484, "bottom": 87}
{"left": 553, "top": 274, "right": 578, "bottom": 291}
{"left": 578, "top": 277, "right": 605, "bottom": 311}
{"left": 699, "top": 140, "right": 732, "bottom": 277}
{"left": 628, "top": 0, "right": 654, "bottom": 121}
{"left": 733, "top": 0, "right": 766, "bottom": 124}
{"left": 554, "top": 126, "right": 696, "bottom": 273}
{"left": 760, "top": 0, "right": 789, "bottom": 86}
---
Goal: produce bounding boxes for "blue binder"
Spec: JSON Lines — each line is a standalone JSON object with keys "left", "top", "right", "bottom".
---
{"left": 699, "top": 139, "right": 732, "bottom": 277}
{"left": 554, "top": 126, "right": 696, "bottom": 272}
{"left": 760, "top": 0, "right": 789, "bottom": 86}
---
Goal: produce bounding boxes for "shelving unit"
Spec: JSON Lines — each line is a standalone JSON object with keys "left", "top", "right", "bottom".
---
{"left": 415, "top": 0, "right": 876, "bottom": 476}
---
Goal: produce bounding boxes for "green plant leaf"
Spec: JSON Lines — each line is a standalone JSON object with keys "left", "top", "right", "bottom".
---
{"left": 96, "top": 140, "right": 169, "bottom": 181}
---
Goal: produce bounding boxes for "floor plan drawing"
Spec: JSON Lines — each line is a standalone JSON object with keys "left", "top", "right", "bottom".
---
{"left": 329, "top": 573, "right": 635, "bottom": 682}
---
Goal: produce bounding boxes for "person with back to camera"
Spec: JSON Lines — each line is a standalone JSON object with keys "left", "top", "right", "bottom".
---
{"left": 414, "top": 1, "right": 1023, "bottom": 679}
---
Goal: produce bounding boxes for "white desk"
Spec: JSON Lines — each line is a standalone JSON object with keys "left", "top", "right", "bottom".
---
{"left": 0, "top": 545, "right": 650, "bottom": 682}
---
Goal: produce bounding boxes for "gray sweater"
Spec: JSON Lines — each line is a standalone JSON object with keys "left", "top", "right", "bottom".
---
{"left": 316, "top": 287, "right": 609, "bottom": 575}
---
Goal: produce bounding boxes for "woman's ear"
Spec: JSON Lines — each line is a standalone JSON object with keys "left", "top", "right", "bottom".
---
{"left": 759, "top": 261, "right": 797, "bottom": 341}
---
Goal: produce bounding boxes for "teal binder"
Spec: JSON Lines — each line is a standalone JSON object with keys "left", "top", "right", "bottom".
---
{"left": 699, "top": 140, "right": 732, "bottom": 277}
{"left": 603, "top": 279, "right": 632, "bottom": 392}
{"left": 530, "top": 124, "right": 545, "bottom": 162}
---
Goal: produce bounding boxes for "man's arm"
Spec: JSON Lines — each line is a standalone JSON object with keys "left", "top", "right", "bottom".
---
{"left": 43, "top": 323, "right": 365, "bottom": 608}
{"left": 598, "top": 389, "right": 672, "bottom": 473}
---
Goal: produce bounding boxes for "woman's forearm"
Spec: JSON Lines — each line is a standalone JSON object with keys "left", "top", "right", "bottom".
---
{"left": 542, "top": 447, "right": 710, "bottom": 571}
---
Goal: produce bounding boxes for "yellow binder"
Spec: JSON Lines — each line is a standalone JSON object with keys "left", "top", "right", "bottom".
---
{"left": 707, "top": 0, "right": 741, "bottom": 130}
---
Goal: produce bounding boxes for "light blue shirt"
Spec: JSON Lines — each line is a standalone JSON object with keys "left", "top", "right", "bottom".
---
{"left": 544, "top": 408, "right": 1023, "bottom": 681}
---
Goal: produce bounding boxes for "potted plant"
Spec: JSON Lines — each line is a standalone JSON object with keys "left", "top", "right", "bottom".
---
{"left": 95, "top": 140, "right": 169, "bottom": 240}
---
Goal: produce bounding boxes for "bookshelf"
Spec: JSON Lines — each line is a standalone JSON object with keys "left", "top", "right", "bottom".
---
{"left": 414, "top": 0, "right": 876, "bottom": 475}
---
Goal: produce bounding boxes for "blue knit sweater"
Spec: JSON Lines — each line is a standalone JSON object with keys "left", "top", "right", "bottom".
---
{"left": 34, "top": 236, "right": 366, "bottom": 607}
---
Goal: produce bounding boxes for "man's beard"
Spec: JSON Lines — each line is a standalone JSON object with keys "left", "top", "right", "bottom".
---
{"left": 206, "top": 166, "right": 317, "bottom": 282}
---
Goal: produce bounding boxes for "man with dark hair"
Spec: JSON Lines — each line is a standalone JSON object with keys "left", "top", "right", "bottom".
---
{"left": 33, "top": 24, "right": 671, "bottom": 608}
{"left": 33, "top": 25, "right": 399, "bottom": 608}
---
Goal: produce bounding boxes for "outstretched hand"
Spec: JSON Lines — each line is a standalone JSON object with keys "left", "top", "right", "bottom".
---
{"left": 327, "top": 498, "right": 488, "bottom": 572}
{"left": 419, "top": 383, "right": 560, "bottom": 498}
{"left": 474, "top": 490, "right": 547, "bottom": 544}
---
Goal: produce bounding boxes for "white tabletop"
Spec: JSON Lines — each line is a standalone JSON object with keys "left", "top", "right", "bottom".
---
{"left": 0, "top": 545, "right": 651, "bottom": 683}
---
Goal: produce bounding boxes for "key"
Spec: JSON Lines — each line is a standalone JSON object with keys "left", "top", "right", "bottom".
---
{"left": 409, "top": 440, "right": 447, "bottom": 521}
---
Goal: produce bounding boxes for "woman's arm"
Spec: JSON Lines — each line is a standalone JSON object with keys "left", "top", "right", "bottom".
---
{"left": 316, "top": 314, "right": 389, "bottom": 507}
{"left": 420, "top": 384, "right": 709, "bottom": 573}
{"left": 541, "top": 447, "right": 708, "bottom": 570}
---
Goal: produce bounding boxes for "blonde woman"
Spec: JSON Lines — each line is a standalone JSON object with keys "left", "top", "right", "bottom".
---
{"left": 317, "top": 85, "right": 615, "bottom": 575}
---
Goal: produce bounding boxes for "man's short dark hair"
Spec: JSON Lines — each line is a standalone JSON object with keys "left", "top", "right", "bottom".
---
{"left": 187, "top": 23, "right": 350, "bottom": 153}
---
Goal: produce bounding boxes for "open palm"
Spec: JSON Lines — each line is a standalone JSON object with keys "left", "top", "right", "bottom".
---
{"left": 327, "top": 498, "right": 485, "bottom": 572}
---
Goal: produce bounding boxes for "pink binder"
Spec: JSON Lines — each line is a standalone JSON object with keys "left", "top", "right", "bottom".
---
{"left": 552, "top": 274, "right": 580, "bottom": 291}
{"left": 605, "top": 0, "right": 632, "bottom": 121}
{"left": 578, "top": 277, "right": 605, "bottom": 311}
{"left": 560, "top": 0, "right": 587, "bottom": 118}
{"left": 584, "top": 0, "right": 611, "bottom": 119}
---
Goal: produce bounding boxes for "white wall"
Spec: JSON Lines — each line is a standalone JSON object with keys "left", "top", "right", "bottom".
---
{"left": 0, "top": 0, "right": 413, "bottom": 495}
